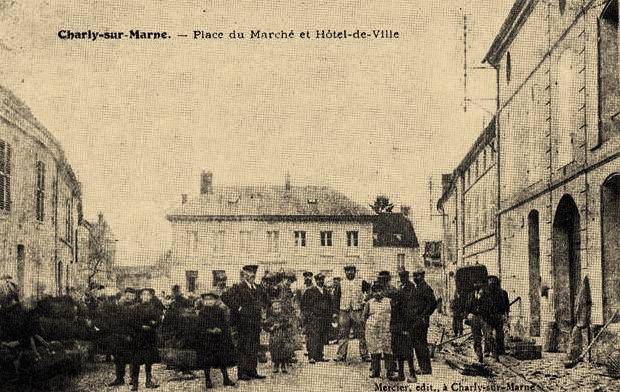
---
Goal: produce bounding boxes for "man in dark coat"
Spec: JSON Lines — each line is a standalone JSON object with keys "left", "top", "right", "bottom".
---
{"left": 222, "top": 265, "right": 266, "bottom": 381}
{"left": 465, "top": 280, "right": 496, "bottom": 363}
{"left": 390, "top": 270, "right": 417, "bottom": 383}
{"left": 129, "top": 289, "right": 162, "bottom": 390}
{"left": 300, "top": 273, "right": 333, "bottom": 363}
{"left": 484, "top": 276, "right": 509, "bottom": 356}
{"left": 107, "top": 288, "right": 137, "bottom": 387}
{"left": 410, "top": 268, "right": 437, "bottom": 375}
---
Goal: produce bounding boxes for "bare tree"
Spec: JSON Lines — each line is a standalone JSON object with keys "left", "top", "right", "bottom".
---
{"left": 85, "top": 216, "right": 113, "bottom": 289}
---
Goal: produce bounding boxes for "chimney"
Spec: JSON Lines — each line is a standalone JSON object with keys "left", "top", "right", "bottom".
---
{"left": 285, "top": 172, "right": 291, "bottom": 191}
{"left": 98, "top": 212, "right": 104, "bottom": 224}
{"left": 181, "top": 194, "right": 188, "bottom": 204}
{"left": 200, "top": 171, "right": 213, "bottom": 195}
{"left": 400, "top": 206, "right": 411, "bottom": 217}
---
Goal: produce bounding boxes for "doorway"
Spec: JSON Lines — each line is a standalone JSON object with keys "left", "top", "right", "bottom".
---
{"left": 552, "top": 194, "right": 581, "bottom": 349}
{"left": 602, "top": 174, "right": 620, "bottom": 323}
{"left": 16, "top": 245, "right": 25, "bottom": 299}
{"left": 528, "top": 210, "right": 541, "bottom": 336}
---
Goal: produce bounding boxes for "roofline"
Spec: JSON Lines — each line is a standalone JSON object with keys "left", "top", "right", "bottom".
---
{"left": 437, "top": 118, "right": 496, "bottom": 209}
{"left": 166, "top": 214, "right": 378, "bottom": 223}
{"left": 483, "top": 0, "right": 537, "bottom": 66}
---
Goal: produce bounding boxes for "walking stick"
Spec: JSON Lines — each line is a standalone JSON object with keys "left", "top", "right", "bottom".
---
{"left": 564, "top": 310, "right": 618, "bottom": 368}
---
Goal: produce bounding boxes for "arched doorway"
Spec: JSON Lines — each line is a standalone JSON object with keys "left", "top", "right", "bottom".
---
{"left": 602, "top": 174, "right": 620, "bottom": 323}
{"left": 528, "top": 210, "right": 541, "bottom": 336}
{"left": 552, "top": 194, "right": 581, "bottom": 348}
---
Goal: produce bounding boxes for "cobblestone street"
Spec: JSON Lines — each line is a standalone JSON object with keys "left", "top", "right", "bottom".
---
{"left": 15, "top": 319, "right": 620, "bottom": 391}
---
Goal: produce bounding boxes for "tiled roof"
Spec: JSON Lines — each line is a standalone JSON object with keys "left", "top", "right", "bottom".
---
{"left": 372, "top": 213, "right": 419, "bottom": 249}
{"left": 166, "top": 185, "right": 374, "bottom": 220}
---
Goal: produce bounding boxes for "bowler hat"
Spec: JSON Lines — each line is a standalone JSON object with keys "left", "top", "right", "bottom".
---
{"left": 398, "top": 270, "right": 410, "bottom": 277}
{"left": 303, "top": 271, "right": 313, "bottom": 278}
{"left": 315, "top": 272, "right": 326, "bottom": 281}
{"left": 378, "top": 271, "right": 391, "bottom": 278}
{"left": 344, "top": 265, "right": 356, "bottom": 271}
{"left": 124, "top": 287, "right": 137, "bottom": 294}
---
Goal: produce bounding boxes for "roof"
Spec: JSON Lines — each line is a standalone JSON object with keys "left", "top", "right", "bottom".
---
{"left": 372, "top": 213, "right": 419, "bottom": 249}
{"left": 437, "top": 118, "right": 496, "bottom": 210}
{"left": 483, "top": 0, "right": 536, "bottom": 66}
{"left": 166, "top": 185, "right": 375, "bottom": 221}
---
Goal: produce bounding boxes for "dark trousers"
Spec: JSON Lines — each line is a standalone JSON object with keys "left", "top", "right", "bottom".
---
{"left": 472, "top": 315, "right": 494, "bottom": 360}
{"left": 306, "top": 319, "right": 329, "bottom": 360}
{"left": 204, "top": 367, "right": 230, "bottom": 382}
{"left": 484, "top": 318, "right": 504, "bottom": 355}
{"left": 130, "top": 363, "right": 153, "bottom": 384}
{"left": 114, "top": 358, "right": 126, "bottom": 381}
{"left": 452, "top": 314, "right": 464, "bottom": 336}
{"left": 237, "top": 327, "right": 260, "bottom": 376}
{"left": 413, "top": 326, "right": 432, "bottom": 373}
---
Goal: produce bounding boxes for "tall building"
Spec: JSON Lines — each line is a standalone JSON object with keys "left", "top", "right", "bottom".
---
{"left": 0, "top": 85, "right": 83, "bottom": 301}
{"left": 484, "top": 0, "right": 620, "bottom": 356}
{"left": 165, "top": 172, "right": 420, "bottom": 292}
{"left": 437, "top": 119, "right": 499, "bottom": 300}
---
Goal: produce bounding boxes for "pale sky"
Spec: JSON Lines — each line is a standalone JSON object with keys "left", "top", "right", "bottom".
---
{"left": 0, "top": 0, "right": 513, "bottom": 265}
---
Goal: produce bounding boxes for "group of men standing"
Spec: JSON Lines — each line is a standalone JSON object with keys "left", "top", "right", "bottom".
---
{"left": 298, "top": 265, "right": 437, "bottom": 381}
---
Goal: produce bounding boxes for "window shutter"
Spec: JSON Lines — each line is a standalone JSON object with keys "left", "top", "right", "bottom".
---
{"left": 5, "top": 144, "right": 11, "bottom": 211}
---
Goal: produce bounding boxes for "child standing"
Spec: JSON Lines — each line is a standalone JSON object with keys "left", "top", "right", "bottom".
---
{"left": 264, "top": 300, "right": 295, "bottom": 373}
{"left": 196, "top": 291, "right": 236, "bottom": 389}
{"left": 363, "top": 283, "right": 393, "bottom": 378}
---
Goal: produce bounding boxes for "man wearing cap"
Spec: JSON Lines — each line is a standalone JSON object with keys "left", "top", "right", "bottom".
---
{"left": 300, "top": 272, "right": 334, "bottom": 363}
{"left": 222, "top": 265, "right": 266, "bottom": 380}
{"left": 333, "top": 265, "right": 370, "bottom": 362}
{"left": 390, "top": 270, "right": 417, "bottom": 382}
{"left": 410, "top": 268, "right": 437, "bottom": 374}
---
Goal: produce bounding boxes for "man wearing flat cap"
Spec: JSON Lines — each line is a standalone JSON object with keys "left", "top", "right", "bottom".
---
{"left": 410, "top": 268, "right": 437, "bottom": 374}
{"left": 300, "top": 272, "right": 334, "bottom": 363}
{"left": 333, "top": 265, "right": 370, "bottom": 362}
{"left": 221, "top": 264, "right": 266, "bottom": 380}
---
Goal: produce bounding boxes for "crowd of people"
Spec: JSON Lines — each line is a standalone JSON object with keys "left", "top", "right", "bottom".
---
{"left": 2, "top": 264, "right": 445, "bottom": 390}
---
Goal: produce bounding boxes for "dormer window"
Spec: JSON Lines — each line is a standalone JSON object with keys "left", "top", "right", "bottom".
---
{"left": 307, "top": 198, "right": 318, "bottom": 204}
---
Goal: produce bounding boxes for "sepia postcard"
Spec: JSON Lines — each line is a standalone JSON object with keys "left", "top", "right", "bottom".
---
{"left": 1, "top": 0, "right": 620, "bottom": 391}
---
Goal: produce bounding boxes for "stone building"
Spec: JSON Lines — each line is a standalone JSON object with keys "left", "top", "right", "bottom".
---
{"left": 165, "top": 172, "right": 421, "bottom": 293}
{"left": 0, "top": 85, "right": 83, "bottom": 302}
{"left": 437, "top": 119, "right": 499, "bottom": 301}
{"left": 482, "top": 0, "right": 620, "bottom": 355}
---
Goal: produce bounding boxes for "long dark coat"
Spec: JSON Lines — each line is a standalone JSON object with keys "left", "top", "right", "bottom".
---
{"left": 96, "top": 300, "right": 133, "bottom": 361}
{"left": 391, "top": 281, "right": 416, "bottom": 357}
{"left": 195, "top": 305, "right": 236, "bottom": 368}
{"left": 129, "top": 301, "right": 161, "bottom": 365}
{"left": 410, "top": 281, "right": 437, "bottom": 335}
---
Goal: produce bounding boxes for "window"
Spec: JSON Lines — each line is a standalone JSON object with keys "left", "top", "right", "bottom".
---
{"left": 397, "top": 254, "right": 405, "bottom": 270}
{"left": 36, "top": 161, "right": 45, "bottom": 221}
{"left": 267, "top": 230, "right": 279, "bottom": 253}
{"left": 475, "top": 159, "right": 479, "bottom": 178}
{"left": 0, "top": 140, "right": 11, "bottom": 212}
{"left": 294, "top": 231, "right": 306, "bottom": 247}
{"left": 557, "top": 49, "right": 577, "bottom": 167}
{"left": 239, "top": 231, "right": 251, "bottom": 253}
{"left": 598, "top": 0, "right": 619, "bottom": 144}
{"left": 506, "top": 51, "right": 512, "bottom": 83}
{"left": 346, "top": 231, "right": 359, "bottom": 247}
{"left": 320, "top": 231, "right": 333, "bottom": 247}
{"left": 187, "top": 230, "right": 198, "bottom": 252}
{"left": 186, "top": 270, "right": 198, "bottom": 293}
{"left": 65, "top": 198, "right": 73, "bottom": 244}
{"left": 214, "top": 230, "right": 225, "bottom": 253}
{"left": 559, "top": 0, "right": 566, "bottom": 15}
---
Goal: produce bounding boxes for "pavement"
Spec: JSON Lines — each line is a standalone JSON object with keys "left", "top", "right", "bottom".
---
{"left": 6, "top": 315, "right": 620, "bottom": 391}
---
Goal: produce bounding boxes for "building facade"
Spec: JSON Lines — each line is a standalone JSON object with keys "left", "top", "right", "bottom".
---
{"left": 166, "top": 172, "right": 421, "bottom": 293}
{"left": 437, "top": 120, "right": 499, "bottom": 300}
{"left": 0, "top": 86, "right": 83, "bottom": 302}
{"left": 484, "top": 0, "right": 620, "bottom": 355}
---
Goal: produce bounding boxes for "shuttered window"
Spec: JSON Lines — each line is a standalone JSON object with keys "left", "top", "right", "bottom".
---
{"left": 0, "top": 140, "right": 11, "bottom": 212}
{"left": 36, "top": 161, "right": 45, "bottom": 221}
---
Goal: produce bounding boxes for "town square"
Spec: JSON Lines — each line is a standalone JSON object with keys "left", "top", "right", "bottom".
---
{"left": 1, "top": 0, "right": 620, "bottom": 391}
